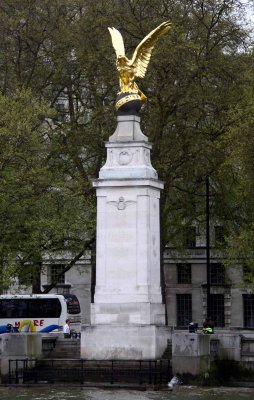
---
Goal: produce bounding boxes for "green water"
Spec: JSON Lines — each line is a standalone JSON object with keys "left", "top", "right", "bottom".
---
{"left": 0, "top": 386, "right": 254, "bottom": 400}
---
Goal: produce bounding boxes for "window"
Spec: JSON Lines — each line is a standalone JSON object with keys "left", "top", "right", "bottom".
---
{"left": 243, "top": 294, "right": 254, "bottom": 328}
{"left": 214, "top": 226, "right": 225, "bottom": 246}
{"left": 55, "top": 102, "right": 67, "bottom": 122}
{"left": 243, "top": 264, "right": 254, "bottom": 285}
{"left": 210, "top": 294, "right": 224, "bottom": 327}
{"left": 0, "top": 298, "right": 61, "bottom": 319}
{"left": 0, "top": 299, "right": 27, "bottom": 318}
{"left": 57, "top": 287, "right": 70, "bottom": 295}
{"left": 28, "top": 298, "right": 61, "bottom": 318}
{"left": 64, "top": 294, "right": 81, "bottom": 315}
{"left": 185, "top": 227, "right": 196, "bottom": 248}
{"left": 210, "top": 263, "right": 225, "bottom": 285}
{"left": 19, "top": 269, "right": 33, "bottom": 286}
{"left": 177, "top": 264, "right": 191, "bottom": 284}
{"left": 177, "top": 294, "right": 192, "bottom": 327}
{"left": 50, "top": 264, "right": 65, "bottom": 284}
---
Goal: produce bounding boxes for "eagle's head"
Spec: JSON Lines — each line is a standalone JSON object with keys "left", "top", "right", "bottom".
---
{"left": 117, "top": 55, "right": 129, "bottom": 66}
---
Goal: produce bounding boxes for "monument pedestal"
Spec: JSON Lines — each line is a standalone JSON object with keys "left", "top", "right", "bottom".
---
{"left": 81, "top": 116, "right": 170, "bottom": 359}
{"left": 82, "top": 325, "right": 169, "bottom": 360}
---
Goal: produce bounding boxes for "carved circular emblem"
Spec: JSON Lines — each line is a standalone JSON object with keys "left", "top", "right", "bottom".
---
{"left": 118, "top": 150, "right": 132, "bottom": 165}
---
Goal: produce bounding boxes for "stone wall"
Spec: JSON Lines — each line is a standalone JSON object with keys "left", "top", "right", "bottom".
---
{"left": 172, "top": 332, "right": 254, "bottom": 376}
{"left": 0, "top": 333, "right": 42, "bottom": 382}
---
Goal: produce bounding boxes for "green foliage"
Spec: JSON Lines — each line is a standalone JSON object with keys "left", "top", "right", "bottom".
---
{"left": 0, "top": 88, "right": 96, "bottom": 292}
{"left": 222, "top": 55, "right": 254, "bottom": 287}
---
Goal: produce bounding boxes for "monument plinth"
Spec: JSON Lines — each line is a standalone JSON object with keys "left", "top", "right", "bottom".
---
{"left": 81, "top": 20, "right": 171, "bottom": 359}
{"left": 81, "top": 116, "right": 169, "bottom": 359}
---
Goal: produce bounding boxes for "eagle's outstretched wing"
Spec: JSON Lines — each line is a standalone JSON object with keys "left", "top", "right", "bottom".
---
{"left": 130, "top": 21, "right": 171, "bottom": 78}
{"left": 108, "top": 27, "right": 126, "bottom": 57}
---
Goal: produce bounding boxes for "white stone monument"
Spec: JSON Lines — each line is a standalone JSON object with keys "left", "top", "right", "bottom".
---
{"left": 81, "top": 115, "right": 170, "bottom": 359}
{"left": 81, "top": 20, "right": 172, "bottom": 359}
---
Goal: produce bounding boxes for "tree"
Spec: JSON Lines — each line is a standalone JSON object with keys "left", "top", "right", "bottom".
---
{"left": 0, "top": 0, "right": 252, "bottom": 293}
{"left": 0, "top": 88, "right": 95, "bottom": 292}
{"left": 0, "top": 0, "right": 110, "bottom": 292}
{"left": 221, "top": 51, "right": 254, "bottom": 290}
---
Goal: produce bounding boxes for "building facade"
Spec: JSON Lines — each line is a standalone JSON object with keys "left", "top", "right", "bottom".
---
{"left": 163, "top": 225, "right": 254, "bottom": 330}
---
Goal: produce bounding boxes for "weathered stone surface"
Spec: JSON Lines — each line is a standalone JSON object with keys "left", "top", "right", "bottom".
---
{"left": 214, "top": 333, "right": 241, "bottom": 361}
{"left": 81, "top": 118, "right": 168, "bottom": 359}
{"left": 172, "top": 333, "right": 210, "bottom": 375}
{"left": 0, "top": 333, "right": 42, "bottom": 378}
{"left": 81, "top": 325, "right": 170, "bottom": 360}
{"left": 109, "top": 115, "right": 148, "bottom": 142}
{"left": 91, "top": 303, "right": 165, "bottom": 325}
{"left": 99, "top": 142, "right": 157, "bottom": 179}
{"left": 92, "top": 179, "right": 164, "bottom": 313}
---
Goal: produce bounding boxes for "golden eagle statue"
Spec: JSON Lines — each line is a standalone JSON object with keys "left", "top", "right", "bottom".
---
{"left": 108, "top": 21, "right": 171, "bottom": 104}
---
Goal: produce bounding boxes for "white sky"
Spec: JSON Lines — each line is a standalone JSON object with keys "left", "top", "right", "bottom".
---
{"left": 242, "top": 0, "right": 254, "bottom": 24}
{"left": 239, "top": 1, "right": 254, "bottom": 42}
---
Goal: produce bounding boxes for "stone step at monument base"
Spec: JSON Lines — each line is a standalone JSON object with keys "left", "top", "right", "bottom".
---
{"left": 43, "top": 338, "right": 80, "bottom": 359}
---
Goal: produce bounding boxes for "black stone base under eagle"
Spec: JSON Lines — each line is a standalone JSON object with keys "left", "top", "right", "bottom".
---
{"left": 115, "top": 92, "right": 143, "bottom": 116}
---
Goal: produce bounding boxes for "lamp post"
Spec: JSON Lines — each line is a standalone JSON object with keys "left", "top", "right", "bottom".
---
{"left": 206, "top": 176, "right": 211, "bottom": 318}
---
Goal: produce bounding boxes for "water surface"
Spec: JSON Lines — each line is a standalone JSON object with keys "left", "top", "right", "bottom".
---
{"left": 0, "top": 386, "right": 254, "bottom": 400}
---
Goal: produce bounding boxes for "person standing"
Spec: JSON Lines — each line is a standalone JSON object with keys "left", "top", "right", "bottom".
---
{"left": 63, "top": 319, "right": 71, "bottom": 338}
{"left": 202, "top": 318, "right": 214, "bottom": 334}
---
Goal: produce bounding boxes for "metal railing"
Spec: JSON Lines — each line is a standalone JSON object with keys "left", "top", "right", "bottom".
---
{"left": 8, "top": 358, "right": 171, "bottom": 386}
